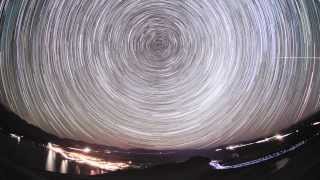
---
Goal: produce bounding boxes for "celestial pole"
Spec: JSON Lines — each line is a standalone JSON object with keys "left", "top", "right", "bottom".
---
{"left": 0, "top": 0, "right": 320, "bottom": 150}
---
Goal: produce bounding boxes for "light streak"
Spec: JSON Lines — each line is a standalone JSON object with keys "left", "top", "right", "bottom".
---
{"left": 313, "top": 122, "right": 320, "bottom": 126}
{"left": 9, "top": 133, "right": 22, "bottom": 143}
{"left": 273, "top": 133, "right": 292, "bottom": 140}
{"left": 83, "top": 147, "right": 91, "bottom": 153}
{"left": 210, "top": 141, "right": 305, "bottom": 170}
{"left": 0, "top": 0, "right": 320, "bottom": 150}
{"left": 46, "top": 143, "right": 132, "bottom": 172}
{"left": 225, "top": 132, "right": 294, "bottom": 150}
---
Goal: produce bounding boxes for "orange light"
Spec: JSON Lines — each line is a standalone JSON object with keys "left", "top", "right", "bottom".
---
{"left": 47, "top": 143, "right": 131, "bottom": 172}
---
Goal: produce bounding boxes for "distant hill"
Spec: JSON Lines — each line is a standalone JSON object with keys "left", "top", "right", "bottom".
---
{"left": 0, "top": 103, "right": 61, "bottom": 144}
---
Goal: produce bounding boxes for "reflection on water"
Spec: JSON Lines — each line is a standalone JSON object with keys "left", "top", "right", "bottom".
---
{"left": 46, "top": 148, "right": 56, "bottom": 172}
{"left": 45, "top": 143, "right": 134, "bottom": 175}
{"left": 3, "top": 119, "right": 320, "bottom": 176}
{"left": 60, "top": 160, "right": 68, "bottom": 174}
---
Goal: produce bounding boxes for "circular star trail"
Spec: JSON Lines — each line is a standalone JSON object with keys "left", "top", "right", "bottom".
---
{"left": 1, "top": 0, "right": 320, "bottom": 150}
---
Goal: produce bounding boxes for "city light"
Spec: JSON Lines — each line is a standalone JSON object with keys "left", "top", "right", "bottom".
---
{"left": 83, "top": 147, "right": 91, "bottom": 153}
{"left": 46, "top": 143, "right": 132, "bottom": 172}
{"left": 10, "top": 133, "right": 23, "bottom": 143}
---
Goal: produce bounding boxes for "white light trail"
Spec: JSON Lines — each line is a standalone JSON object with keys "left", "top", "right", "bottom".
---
{"left": 210, "top": 141, "right": 305, "bottom": 170}
{"left": 0, "top": 0, "right": 320, "bottom": 150}
{"left": 46, "top": 143, "right": 132, "bottom": 172}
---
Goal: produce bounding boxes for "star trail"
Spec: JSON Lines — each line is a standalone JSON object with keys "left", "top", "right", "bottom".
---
{"left": 0, "top": 0, "right": 320, "bottom": 150}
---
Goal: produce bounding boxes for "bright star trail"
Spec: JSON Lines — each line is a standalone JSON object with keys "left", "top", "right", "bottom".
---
{"left": 0, "top": 0, "right": 320, "bottom": 150}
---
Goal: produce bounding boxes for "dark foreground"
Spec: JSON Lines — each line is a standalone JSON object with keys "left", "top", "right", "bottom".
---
{"left": 1, "top": 103, "right": 320, "bottom": 180}
{"left": 1, "top": 127, "right": 320, "bottom": 180}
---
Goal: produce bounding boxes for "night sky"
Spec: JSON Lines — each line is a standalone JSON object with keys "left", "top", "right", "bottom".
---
{"left": 0, "top": 0, "right": 320, "bottom": 150}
